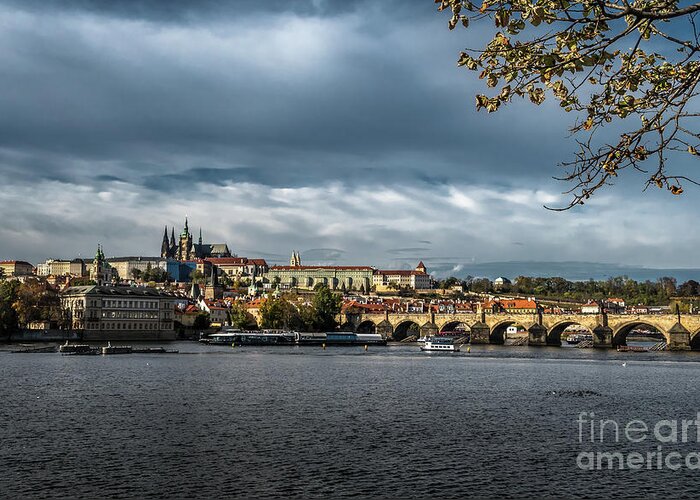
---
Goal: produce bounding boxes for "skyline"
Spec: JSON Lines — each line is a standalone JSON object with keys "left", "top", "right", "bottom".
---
{"left": 1, "top": 0, "right": 699, "bottom": 271}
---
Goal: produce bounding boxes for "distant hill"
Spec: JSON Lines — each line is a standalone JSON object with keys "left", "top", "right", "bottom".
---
{"left": 429, "top": 261, "right": 700, "bottom": 282}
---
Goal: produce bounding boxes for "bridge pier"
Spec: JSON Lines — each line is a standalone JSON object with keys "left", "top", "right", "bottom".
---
{"left": 528, "top": 324, "right": 547, "bottom": 346}
{"left": 592, "top": 325, "right": 613, "bottom": 348}
{"left": 376, "top": 320, "right": 393, "bottom": 340}
{"left": 668, "top": 323, "right": 690, "bottom": 350}
{"left": 470, "top": 322, "right": 490, "bottom": 344}
{"left": 420, "top": 322, "right": 438, "bottom": 338}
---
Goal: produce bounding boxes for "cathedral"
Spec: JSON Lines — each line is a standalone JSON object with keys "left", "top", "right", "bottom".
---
{"left": 161, "top": 218, "right": 232, "bottom": 261}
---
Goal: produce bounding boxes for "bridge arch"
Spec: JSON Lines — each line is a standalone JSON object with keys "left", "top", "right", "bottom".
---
{"left": 490, "top": 320, "right": 529, "bottom": 345}
{"left": 548, "top": 321, "right": 593, "bottom": 345}
{"left": 393, "top": 320, "right": 420, "bottom": 341}
{"left": 356, "top": 320, "right": 377, "bottom": 334}
{"left": 439, "top": 321, "right": 470, "bottom": 334}
{"left": 688, "top": 328, "right": 700, "bottom": 350}
{"left": 612, "top": 321, "right": 668, "bottom": 346}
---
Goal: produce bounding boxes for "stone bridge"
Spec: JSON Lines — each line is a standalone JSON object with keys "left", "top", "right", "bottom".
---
{"left": 340, "top": 311, "right": 700, "bottom": 350}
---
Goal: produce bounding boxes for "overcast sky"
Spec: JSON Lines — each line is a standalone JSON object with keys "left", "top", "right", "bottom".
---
{"left": 0, "top": 0, "right": 697, "bottom": 275}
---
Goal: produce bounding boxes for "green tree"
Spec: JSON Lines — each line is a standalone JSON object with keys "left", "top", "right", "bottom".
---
{"left": 190, "top": 270, "right": 206, "bottom": 285}
{"left": 130, "top": 268, "right": 143, "bottom": 281}
{"left": 12, "top": 278, "right": 62, "bottom": 327}
{"left": 70, "top": 277, "right": 96, "bottom": 286}
{"left": 469, "top": 278, "right": 493, "bottom": 294}
{"left": 192, "top": 312, "right": 211, "bottom": 330}
{"left": 259, "top": 296, "right": 301, "bottom": 329}
{"left": 228, "top": 302, "right": 253, "bottom": 329}
{"left": 0, "top": 280, "right": 19, "bottom": 336}
{"left": 678, "top": 279, "right": 700, "bottom": 296}
{"left": 310, "top": 285, "right": 343, "bottom": 331}
{"left": 437, "top": 0, "right": 700, "bottom": 208}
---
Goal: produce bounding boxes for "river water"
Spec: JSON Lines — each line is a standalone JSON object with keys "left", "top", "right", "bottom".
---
{"left": 2, "top": 342, "right": 700, "bottom": 498}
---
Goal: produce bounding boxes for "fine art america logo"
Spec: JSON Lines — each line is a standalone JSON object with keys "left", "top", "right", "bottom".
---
{"left": 577, "top": 412, "right": 700, "bottom": 470}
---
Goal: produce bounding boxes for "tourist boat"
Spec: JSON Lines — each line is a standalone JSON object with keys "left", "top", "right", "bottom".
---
{"left": 420, "top": 336, "right": 460, "bottom": 352}
{"left": 295, "top": 332, "right": 328, "bottom": 345}
{"left": 59, "top": 342, "right": 99, "bottom": 355}
{"left": 200, "top": 328, "right": 297, "bottom": 345}
{"left": 323, "top": 332, "right": 387, "bottom": 346}
{"left": 566, "top": 333, "right": 593, "bottom": 344}
{"left": 101, "top": 342, "right": 132, "bottom": 355}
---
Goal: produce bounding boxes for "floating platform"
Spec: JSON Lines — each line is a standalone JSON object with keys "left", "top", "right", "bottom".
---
{"left": 617, "top": 345, "right": 648, "bottom": 352}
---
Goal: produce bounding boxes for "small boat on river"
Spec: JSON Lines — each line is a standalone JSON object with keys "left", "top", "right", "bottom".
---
{"left": 420, "top": 336, "right": 460, "bottom": 352}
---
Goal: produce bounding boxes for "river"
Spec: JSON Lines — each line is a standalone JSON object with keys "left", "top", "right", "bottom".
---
{"left": 2, "top": 342, "right": 700, "bottom": 498}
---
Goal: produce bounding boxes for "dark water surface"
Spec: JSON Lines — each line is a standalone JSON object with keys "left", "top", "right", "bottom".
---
{"left": 2, "top": 342, "right": 700, "bottom": 498}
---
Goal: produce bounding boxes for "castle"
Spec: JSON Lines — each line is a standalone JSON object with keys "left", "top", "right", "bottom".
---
{"left": 161, "top": 217, "right": 232, "bottom": 261}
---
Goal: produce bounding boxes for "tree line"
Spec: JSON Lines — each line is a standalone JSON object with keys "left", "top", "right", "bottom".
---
{"left": 435, "top": 275, "right": 699, "bottom": 305}
{"left": 0, "top": 278, "right": 64, "bottom": 336}
{"left": 238, "top": 285, "right": 343, "bottom": 332}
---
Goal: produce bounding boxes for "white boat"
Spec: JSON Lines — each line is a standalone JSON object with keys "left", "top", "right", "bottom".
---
{"left": 420, "top": 336, "right": 460, "bottom": 352}
{"left": 566, "top": 333, "right": 593, "bottom": 344}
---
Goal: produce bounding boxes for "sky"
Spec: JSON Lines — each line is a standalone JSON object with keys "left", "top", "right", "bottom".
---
{"left": 0, "top": 0, "right": 698, "bottom": 277}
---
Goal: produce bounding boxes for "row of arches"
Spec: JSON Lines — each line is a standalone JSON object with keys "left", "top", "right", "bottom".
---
{"left": 345, "top": 319, "right": 696, "bottom": 347}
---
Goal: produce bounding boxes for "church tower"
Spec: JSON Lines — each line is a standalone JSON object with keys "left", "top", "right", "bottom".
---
{"left": 178, "top": 217, "right": 194, "bottom": 260}
{"left": 90, "top": 244, "right": 111, "bottom": 285}
{"left": 290, "top": 250, "right": 301, "bottom": 267}
{"left": 161, "top": 226, "right": 170, "bottom": 259}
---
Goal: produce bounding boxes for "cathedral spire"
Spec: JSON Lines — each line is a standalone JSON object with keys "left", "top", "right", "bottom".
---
{"left": 161, "top": 226, "right": 170, "bottom": 258}
{"left": 198, "top": 227, "right": 203, "bottom": 246}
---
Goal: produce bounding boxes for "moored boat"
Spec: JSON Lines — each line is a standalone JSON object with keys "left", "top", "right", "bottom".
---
{"left": 59, "top": 342, "right": 99, "bottom": 355}
{"left": 324, "top": 332, "right": 387, "bottom": 346}
{"left": 200, "top": 329, "right": 297, "bottom": 345}
{"left": 566, "top": 333, "right": 593, "bottom": 344}
{"left": 101, "top": 342, "right": 132, "bottom": 355}
{"left": 420, "top": 336, "right": 460, "bottom": 352}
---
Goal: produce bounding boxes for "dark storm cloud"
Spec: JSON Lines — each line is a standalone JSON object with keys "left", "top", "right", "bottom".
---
{"left": 0, "top": 0, "right": 576, "bottom": 196}
{"left": 1, "top": 0, "right": 382, "bottom": 22}
{"left": 2, "top": 0, "right": 698, "bottom": 269}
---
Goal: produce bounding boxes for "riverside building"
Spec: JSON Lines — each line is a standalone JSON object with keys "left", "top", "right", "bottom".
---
{"left": 61, "top": 285, "right": 177, "bottom": 340}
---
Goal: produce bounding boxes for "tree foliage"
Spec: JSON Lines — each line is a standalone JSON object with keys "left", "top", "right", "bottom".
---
{"left": 192, "top": 312, "right": 211, "bottom": 330}
{"left": 511, "top": 274, "right": 685, "bottom": 303}
{"left": 0, "top": 280, "right": 19, "bottom": 336}
{"left": 228, "top": 302, "right": 254, "bottom": 329}
{"left": 259, "top": 287, "right": 342, "bottom": 331}
{"left": 190, "top": 270, "right": 206, "bottom": 285}
{"left": 12, "top": 278, "right": 62, "bottom": 327}
{"left": 310, "top": 285, "right": 343, "bottom": 331}
{"left": 437, "top": 0, "right": 700, "bottom": 208}
{"left": 259, "top": 296, "right": 302, "bottom": 329}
